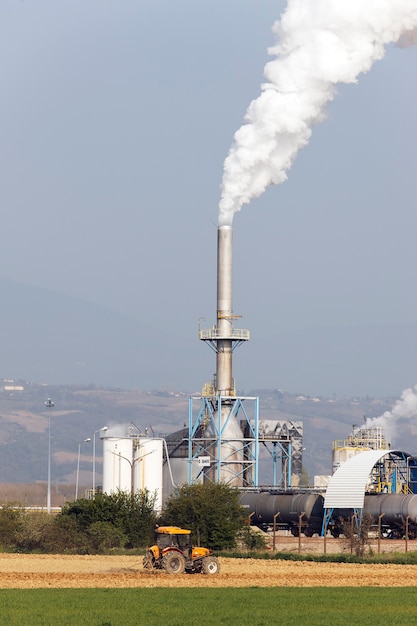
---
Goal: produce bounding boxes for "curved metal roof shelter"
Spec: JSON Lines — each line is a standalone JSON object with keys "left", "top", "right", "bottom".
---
{"left": 324, "top": 449, "right": 407, "bottom": 509}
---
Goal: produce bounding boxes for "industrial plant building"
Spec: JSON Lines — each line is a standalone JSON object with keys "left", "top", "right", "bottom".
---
{"left": 98, "top": 222, "right": 417, "bottom": 540}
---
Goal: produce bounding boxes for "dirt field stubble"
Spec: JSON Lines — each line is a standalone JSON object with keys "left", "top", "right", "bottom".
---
{"left": 0, "top": 549, "right": 416, "bottom": 589}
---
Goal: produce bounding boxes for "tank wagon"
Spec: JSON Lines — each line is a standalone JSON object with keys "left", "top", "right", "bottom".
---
{"left": 240, "top": 492, "right": 324, "bottom": 537}
{"left": 331, "top": 494, "right": 417, "bottom": 539}
{"left": 241, "top": 492, "right": 417, "bottom": 539}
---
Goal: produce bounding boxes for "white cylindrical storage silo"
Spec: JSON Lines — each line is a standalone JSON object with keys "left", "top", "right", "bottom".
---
{"left": 102, "top": 437, "right": 133, "bottom": 494}
{"left": 133, "top": 438, "right": 163, "bottom": 511}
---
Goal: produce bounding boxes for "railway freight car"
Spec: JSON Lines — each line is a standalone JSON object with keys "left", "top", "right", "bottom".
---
{"left": 240, "top": 491, "right": 324, "bottom": 537}
{"left": 241, "top": 491, "right": 417, "bottom": 539}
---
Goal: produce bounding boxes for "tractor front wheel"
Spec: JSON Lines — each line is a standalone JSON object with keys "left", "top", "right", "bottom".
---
{"left": 201, "top": 556, "right": 220, "bottom": 575}
{"left": 163, "top": 552, "right": 186, "bottom": 575}
{"left": 143, "top": 553, "right": 154, "bottom": 570}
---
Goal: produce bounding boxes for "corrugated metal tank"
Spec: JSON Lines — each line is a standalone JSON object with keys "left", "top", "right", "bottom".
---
{"left": 164, "top": 457, "right": 188, "bottom": 493}
{"left": 102, "top": 437, "right": 133, "bottom": 494}
{"left": 163, "top": 457, "right": 204, "bottom": 503}
{"left": 133, "top": 438, "right": 163, "bottom": 511}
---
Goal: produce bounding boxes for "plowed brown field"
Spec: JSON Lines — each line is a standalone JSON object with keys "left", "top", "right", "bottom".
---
{"left": 0, "top": 553, "right": 416, "bottom": 588}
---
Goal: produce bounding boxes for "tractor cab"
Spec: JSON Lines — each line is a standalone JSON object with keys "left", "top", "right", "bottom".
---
{"left": 155, "top": 526, "right": 192, "bottom": 552}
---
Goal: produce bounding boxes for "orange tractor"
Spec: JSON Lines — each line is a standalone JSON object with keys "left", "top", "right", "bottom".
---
{"left": 143, "top": 526, "right": 220, "bottom": 575}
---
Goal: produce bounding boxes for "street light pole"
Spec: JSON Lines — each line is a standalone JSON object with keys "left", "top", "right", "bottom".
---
{"left": 76, "top": 438, "right": 91, "bottom": 500}
{"left": 93, "top": 426, "right": 108, "bottom": 496}
{"left": 111, "top": 449, "right": 156, "bottom": 495}
{"left": 119, "top": 453, "right": 142, "bottom": 496}
{"left": 44, "top": 398, "right": 54, "bottom": 514}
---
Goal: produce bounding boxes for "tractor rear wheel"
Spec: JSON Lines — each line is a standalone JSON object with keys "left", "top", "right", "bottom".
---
{"left": 163, "top": 552, "right": 186, "bottom": 574}
{"left": 201, "top": 556, "right": 220, "bottom": 575}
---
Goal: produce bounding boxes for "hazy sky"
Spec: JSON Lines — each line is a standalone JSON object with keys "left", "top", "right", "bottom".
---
{"left": 1, "top": 1, "right": 416, "bottom": 398}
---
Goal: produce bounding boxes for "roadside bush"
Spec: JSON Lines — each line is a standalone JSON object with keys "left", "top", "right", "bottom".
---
{"left": 5, "top": 489, "right": 158, "bottom": 554}
{"left": 14, "top": 511, "right": 56, "bottom": 552}
{"left": 239, "top": 526, "right": 269, "bottom": 550}
{"left": 341, "top": 514, "right": 373, "bottom": 557}
{"left": 41, "top": 515, "right": 91, "bottom": 554}
{"left": 60, "top": 489, "right": 158, "bottom": 549}
{"left": 0, "top": 504, "right": 23, "bottom": 549}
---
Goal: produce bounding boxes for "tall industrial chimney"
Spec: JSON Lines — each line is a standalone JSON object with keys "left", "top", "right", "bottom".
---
{"left": 199, "top": 224, "right": 249, "bottom": 395}
{"left": 216, "top": 225, "right": 234, "bottom": 396}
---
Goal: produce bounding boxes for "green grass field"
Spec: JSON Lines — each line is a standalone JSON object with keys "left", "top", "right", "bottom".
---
{"left": 1, "top": 588, "right": 417, "bottom": 625}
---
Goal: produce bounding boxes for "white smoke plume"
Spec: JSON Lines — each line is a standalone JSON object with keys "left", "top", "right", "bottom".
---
{"left": 219, "top": 0, "right": 417, "bottom": 226}
{"left": 398, "top": 26, "right": 417, "bottom": 47}
{"left": 369, "top": 386, "right": 417, "bottom": 446}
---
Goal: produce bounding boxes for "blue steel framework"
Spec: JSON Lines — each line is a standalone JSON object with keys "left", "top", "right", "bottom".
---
{"left": 262, "top": 440, "right": 292, "bottom": 489}
{"left": 244, "top": 421, "right": 297, "bottom": 489}
{"left": 187, "top": 395, "right": 260, "bottom": 487}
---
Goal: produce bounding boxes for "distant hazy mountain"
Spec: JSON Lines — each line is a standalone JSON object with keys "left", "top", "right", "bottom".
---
{"left": 0, "top": 381, "right": 404, "bottom": 491}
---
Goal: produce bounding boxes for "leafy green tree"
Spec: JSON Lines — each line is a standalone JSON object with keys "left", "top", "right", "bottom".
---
{"left": 87, "top": 522, "right": 128, "bottom": 552}
{"left": 114, "top": 490, "right": 158, "bottom": 548}
{"left": 159, "top": 483, "right": 246, "bottom": 550}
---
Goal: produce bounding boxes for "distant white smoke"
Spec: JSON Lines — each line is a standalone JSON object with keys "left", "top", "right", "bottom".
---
{"left": 219, "top": 0, "right": 417, "bottom": 226}
{"left": 105, "top": 423, "right": 131, "bottom": 438}
{"left": 369, "top": 386, "right": 417, "bottom": 446}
